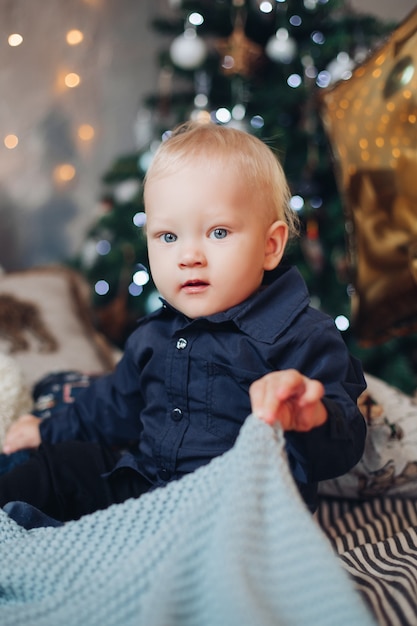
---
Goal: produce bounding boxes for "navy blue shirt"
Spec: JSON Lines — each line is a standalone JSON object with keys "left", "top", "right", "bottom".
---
{"left": 40, "top": 266, "right": 366, "bottom": 511}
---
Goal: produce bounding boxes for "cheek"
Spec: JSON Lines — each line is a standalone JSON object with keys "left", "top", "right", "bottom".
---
{"left": 147, "top": 247, "right": 165, "bottom": 283}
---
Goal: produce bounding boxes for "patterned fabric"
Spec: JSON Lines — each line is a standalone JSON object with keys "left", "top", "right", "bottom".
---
{"left": 319, "top": 373, "right": 417, "bottom": 499}
{"left": 0, "top": 371, "right": 99, "bottom": 476}
{"left": 318, "top": 496, "right": 417, "bottom": 626}
{"left": 0, "top": 415, "right": 374, "bottom": 626}
{"left": 32, "top": 371, "right": 100, "bottom": 419}
{"left": 0, "top": 267, "right": 116, "bottom": 388}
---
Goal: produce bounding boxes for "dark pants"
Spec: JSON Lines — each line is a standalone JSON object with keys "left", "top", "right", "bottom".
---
{"left": 0, "top": 441, "right": 152, "bottom": 522}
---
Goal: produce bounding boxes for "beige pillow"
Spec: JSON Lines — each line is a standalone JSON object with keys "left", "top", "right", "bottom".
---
{"left": 0, "top": 352, "right": 33, "bottom": 449}
{"left": 0, "top": 266, "right": 116, "bottom": 388}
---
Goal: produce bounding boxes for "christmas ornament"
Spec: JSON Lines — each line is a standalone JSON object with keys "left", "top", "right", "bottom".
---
{"left": 134, "top": 109, "right": 154, "bottom": 149}
{"left": 80, "top": 239, "right": 99, "bottom": 269}
{"left": 216, "top": 11, "right": 264, "bottom": 77}
{"left": 325, "top": 51, "right": 355, "bottom": 84}
{"left": 113, "top": 179, "right": 141, "bottom": 204}
{"left": 319, "top": 8, "right": 417, "bottom": 345}
{"left": 266, "top": 28, "right": 297, "bottom": 64}
{"left": 170, "top": 28, "right": 207, "bottom": 70}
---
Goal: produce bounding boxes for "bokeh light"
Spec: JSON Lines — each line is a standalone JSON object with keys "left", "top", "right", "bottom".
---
{"left": 95, "top": 280, "right": 110, "bottom": 296}
{"left": 66, "top": 29, "right": 84, "bottom": 45}
{"left": 4, "top": 134, "right": 19, "bottom": 149}
{"left": 78, "top": 124, "right": 95, "bottom": 141}
{"left": 335, "top": 315, "right": 350, "bottom": 331}
{"left": 8, "top": 33, "right": 23, "bottom": 47}
{"left": 64, "top": 73, "right": 81, "bottom": 88}
{"left": 54, "top": 163, "right": 76, "bottom": 182}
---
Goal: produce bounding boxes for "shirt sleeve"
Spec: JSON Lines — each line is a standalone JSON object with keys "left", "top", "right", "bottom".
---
{"left": 40, "top": 340, "right": 144, "bottom": 448}
{"left": 283, "top": 315, "right": 367, "bottom": 484}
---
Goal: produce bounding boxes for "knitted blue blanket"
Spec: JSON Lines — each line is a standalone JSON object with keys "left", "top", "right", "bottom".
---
{"left": 0, "top": 415, "right": 376, "bottom": 626}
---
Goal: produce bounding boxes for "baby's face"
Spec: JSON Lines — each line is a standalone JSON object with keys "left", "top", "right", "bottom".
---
{"left": 145, "top": 161, "right": 278, "bottom": 318}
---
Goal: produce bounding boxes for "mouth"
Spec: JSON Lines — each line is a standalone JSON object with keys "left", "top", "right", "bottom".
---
{"left": 181, "top": 279, "right": 209, "bottom": 293}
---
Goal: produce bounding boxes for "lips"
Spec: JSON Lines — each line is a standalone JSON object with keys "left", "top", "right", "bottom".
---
{"left": 181, "top": 279, "right": 209, "bottom": 293}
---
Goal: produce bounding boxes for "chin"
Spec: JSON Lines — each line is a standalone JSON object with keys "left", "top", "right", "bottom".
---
{"left": 178, "top": 302, "right": 221, "bottom": 319}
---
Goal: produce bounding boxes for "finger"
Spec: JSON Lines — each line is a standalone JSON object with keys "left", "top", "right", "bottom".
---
{"left": 261, "top": 382, "right": 284, "bottom": 425}
{"left": 274, "top": 370, "right": 307, "bottom": 403}
{"left": 3, "top": 438, "right": 16, "bottom": 455}
{"left": 249, "top": 377, "right": 268, "bottom": 419}
{"left": 296, "top": 379, "right": 325, "bottom": 407}
{"left": 250, "top": 371, "right": 303, "bottom": 425}
{"left": 3, "top": 426, "right": 17, "bottom": 452}
{"left": 3, "top": 432, "right": 20, "bottom": 454}
{"left": 250, "top": 376, "right": 287, "bottom": 424}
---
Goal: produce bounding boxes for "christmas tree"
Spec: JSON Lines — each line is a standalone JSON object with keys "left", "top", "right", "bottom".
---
{"left": 72, "top": 0, "right": 417, "bottom": 393}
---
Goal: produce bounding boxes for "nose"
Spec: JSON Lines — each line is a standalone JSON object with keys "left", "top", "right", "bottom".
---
{"left": 178, "top": 242, "right": 206, "bottom": 268}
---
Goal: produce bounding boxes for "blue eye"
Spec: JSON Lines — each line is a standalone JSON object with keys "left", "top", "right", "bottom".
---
{"left": 210, "top": 228, "right": 228, "bottom": 240}
{"left": 160, "top": 233, "right": 177, "bottom": 243}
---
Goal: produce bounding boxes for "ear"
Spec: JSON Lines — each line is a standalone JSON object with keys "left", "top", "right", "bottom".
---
{"left": 263, "top": 220, "right": 289, "bottom": 271}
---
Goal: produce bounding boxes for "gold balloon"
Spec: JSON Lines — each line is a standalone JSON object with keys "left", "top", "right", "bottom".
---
{"left": 320, "top": 8, "right": 417, "bottom": 345}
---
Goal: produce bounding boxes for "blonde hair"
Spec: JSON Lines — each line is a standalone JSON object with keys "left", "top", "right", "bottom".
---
{"left": 144, "top": 121, "right": 299, "bottom": 240}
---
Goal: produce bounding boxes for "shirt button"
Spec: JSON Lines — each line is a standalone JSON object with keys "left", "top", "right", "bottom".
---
{"left": 159, "top": 468, "right": 171, "bottom": 481}
{"left": 171, "top": 407, "right": 183, "bottom": 421}
{"left": 176, "top": 338, "right": 187, "bottom": 350}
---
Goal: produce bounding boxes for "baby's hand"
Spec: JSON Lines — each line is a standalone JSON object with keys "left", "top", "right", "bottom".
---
{"left": 3, "top": 414, "right": 41, "bottom": 454}
{"left": 249, "top": 369, "right": 327, "bottom": 431}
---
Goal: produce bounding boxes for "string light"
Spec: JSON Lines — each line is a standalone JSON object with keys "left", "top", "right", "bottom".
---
{"left": 335, "top": 315, "right": 350, "bottom": 331}
{"left": 289, "top": 195, "right": 304, "bottom": 211}
{"left": 188, "top": 13, "right": 204, "bottom": 26}
{"left": 4, "top": 134, "right": 19, "bottom": 149}
{"left": 96, "top": 240, "right": 111, "bottom": 255}
{"left": 66, "top": 29, "right": 84, "bottom": 45}
{"left": 311, "top": 31, "right": 325, "bottom": 45}
{"left": 289, "top": 15, "right": 302, "bottom": 26}
{"left": 65, "top": 73, "right": 81, "bottom": 88}
{"left": 95, "top": 280, "right": 110, "bottom": 296}
{"left": 129, "top": 283, "right": 143, "bottom": 296}
{"left": 250, "top": 115, "right": 264, "bottom": 128}
{"left": 232, "top": 104, "right": 246, "bottom": 120}
{"left": 316, "top": 70, "right": 331, "bottom": 88}
{"left": 310, "top": 197, "right": 323, "bottom": 208}
{"left": 215, "top": 108, "right": 232, "bottom": 123}
{"left": 133, "top": 265, "right": 150, "bottom": 286}
{"left": 54, "top": 163, "right": 76, "bottom": 182}
{"left": 133, "top": 212, "right": 146, "bottom": 227}
{"left": 259, "top": 1, "right": 273, "bottom": 13}
{"left": 8, "top": 33, "right": 23, "bottom": 47}
{"left": 287, "top": 74, "right": 302, "bottom": 88}
{"left": 78, "top": 124, "right": 95, "bottom": 141}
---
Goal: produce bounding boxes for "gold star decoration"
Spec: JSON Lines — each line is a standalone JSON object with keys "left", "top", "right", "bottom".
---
{"left": 215, "top": 12, "right": 265, "bottom": 78}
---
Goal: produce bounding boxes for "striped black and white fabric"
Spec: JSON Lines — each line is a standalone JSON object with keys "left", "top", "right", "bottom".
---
{"left": 318, "top": 496, "right": 417, "bottom": 626}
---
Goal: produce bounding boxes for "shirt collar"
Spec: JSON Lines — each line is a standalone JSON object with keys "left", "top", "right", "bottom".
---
{"left": 159, "top": 266, "right": 310, "bottom": 344}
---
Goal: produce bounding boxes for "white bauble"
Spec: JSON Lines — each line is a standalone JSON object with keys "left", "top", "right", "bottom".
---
{"left": 326, "top": 52, "right": 355, "bottom": 83}
{"left": 81, "top": 239, "right": 99, "bottom": 269}
{"left": 134, "top": 109, "right": 153, "bottom": 149}
{"left": 113, "top": 179, "right": 141, "bottom": 204}
{"left": 170, "top": 29, "right": 207, "bottom": 70}
{"left": 266, "top": 28, "right": 297, "bottom": 64}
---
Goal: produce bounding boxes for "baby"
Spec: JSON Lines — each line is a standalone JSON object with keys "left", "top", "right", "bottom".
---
{"left": 1, "top": 122, "right": 366, "bottom": 521}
